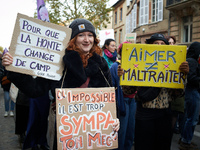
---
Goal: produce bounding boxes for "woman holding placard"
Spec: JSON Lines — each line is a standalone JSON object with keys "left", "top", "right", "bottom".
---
{"left": 117, "top": 33, "right": 189, "bottom": 150}
{"left": 2, "top": 18, "right": 120, "bottom": 150}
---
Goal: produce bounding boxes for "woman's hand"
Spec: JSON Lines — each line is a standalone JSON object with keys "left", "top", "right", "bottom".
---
{"left": 2, "top": 52, "right": 13, "bottom": 67}
{"left": 117, "top": 65, "right": 124, "bottom": 77}
{"left": 179, "top": 61, "right": 189, "bottom": 74}
{"left": 113, "top": 118, "right": 120, "bottom": 132}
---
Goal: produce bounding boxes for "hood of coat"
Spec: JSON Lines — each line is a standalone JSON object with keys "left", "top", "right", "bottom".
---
{"left": 187, "top": 41, "right": 200, "bottom": 60}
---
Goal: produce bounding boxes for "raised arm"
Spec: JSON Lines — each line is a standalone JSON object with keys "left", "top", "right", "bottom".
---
{"left": 2, "top": 52, "right": 53, "bottom": 98}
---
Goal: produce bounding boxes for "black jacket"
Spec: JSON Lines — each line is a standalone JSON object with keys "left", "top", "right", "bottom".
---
{"left": 7, "top": 50, "right": 112, "bottom": 99}
{"left": 186, "top": 42, "right": 200, "bottom": 89}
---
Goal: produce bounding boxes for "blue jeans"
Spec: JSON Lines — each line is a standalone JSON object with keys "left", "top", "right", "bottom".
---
{"left": 118, "top": 97, "right": 137, "bottom": 150}
{"left": 4, "top": 91, "right": 14, "bottom": 111}
{"left": 181, "top": 88, "right": 200, "bottom": 144}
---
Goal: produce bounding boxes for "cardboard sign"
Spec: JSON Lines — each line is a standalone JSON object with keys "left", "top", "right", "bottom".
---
{"left": 56, "top": 87, "right": 118, "bottom": 150}
{"left": 9, "top": 83, "right": 19, "bottom": 103}
{"left": 99, "top": 29, "right": 114, "bottom": 46}
{"left": 125, "top": 33, "right": 137, "bottom": 43}
{"left": 120, "top": 44, "right": 187, "bottom": 89}
{"left": 6, "top": 13, "right": 72, "bottom": 81}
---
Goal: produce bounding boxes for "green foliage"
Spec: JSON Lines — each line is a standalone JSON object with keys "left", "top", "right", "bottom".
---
{"left": 0, "top": 46, "right": 3, "bottom": 53}
{"left": 45, "top": 0, "right": 113, "bottom": 29}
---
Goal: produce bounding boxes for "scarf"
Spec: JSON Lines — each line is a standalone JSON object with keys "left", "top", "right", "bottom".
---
{"left": 103, "top": 49, "right": 117, "bottom": 62}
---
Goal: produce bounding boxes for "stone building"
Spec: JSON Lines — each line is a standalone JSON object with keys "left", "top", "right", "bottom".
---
{"left": 112, "top": 0, "right": 200, "bottom": 46}
{"left": 166, "top": 0, "right": 200, "bottom": 46}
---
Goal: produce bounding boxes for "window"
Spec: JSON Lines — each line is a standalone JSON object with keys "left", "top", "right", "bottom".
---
{"left": 127, "top": 0, "right": 132, "bottom": 6}
{"left": 119, "top": 29, "right": 122, "bottom": 44}
{"left": 132, "top": 4, "right": 137, "bottom": 30}
{"left": 120, "top": 8, "right": 123, "bottom": 21}
{"left": 182, "top": 16, "right": 193, "bottom": 43}
{"left": 115, "top": 31, "right": 117, "bottom": 42}
{"left": 129, "top": 13, "right": 132, "bottom": 32}
{"left": 127, "top": 0, "right": 130, "bottom": 6}
{"left": 115, "top": 11, "right": 117, "bottom": 24}
{"left": 126, "top": 16, "right": 129, "bottom": 33}
{"left": 139, "top": 0, "right": 149, "bottom": 25}
{"left": 152, "top": 0, "right": 163, "bottom": 22}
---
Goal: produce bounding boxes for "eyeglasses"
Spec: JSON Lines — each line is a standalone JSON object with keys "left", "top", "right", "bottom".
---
{"left": 110, "top": 45, "right": 116, "bottom": 48}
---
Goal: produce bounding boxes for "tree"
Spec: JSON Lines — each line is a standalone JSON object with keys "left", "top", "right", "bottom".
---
{"left": 0, "top": 46, "right": 3, "bottom": 53}
{"left": 45, "top": 0, "right": 113, "bottom": 30}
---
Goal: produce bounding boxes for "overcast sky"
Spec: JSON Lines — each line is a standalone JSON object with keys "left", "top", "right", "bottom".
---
{"left": 0, "top": 0, "right": 117, "bottom": 49}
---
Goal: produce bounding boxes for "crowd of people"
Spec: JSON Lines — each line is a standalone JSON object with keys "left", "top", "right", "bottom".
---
{"left": 1, "top": 18, "right": 200, "bottom": 150}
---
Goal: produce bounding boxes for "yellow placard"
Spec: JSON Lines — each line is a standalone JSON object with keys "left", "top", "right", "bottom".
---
{"left": 120, "top": 44, "right": 187, "bottom": 89}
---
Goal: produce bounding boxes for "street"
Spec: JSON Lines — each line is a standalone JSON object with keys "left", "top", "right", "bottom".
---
{"left": 0, "top": 87, "right": 199, "bottom": 150}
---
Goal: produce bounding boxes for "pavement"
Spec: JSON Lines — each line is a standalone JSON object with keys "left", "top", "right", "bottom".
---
{"left": 0, "top": 87, "right": 21, "bottom": 150}
{"left": 0, "top": 87, "right": 200, "bottom": 150}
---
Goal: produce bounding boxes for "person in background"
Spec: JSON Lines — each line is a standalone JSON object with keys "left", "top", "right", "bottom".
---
{"left": 102, "top": 38, "right": 117, "bottom": 68}
{"left": 166, "top": 35, "right": 176, "bottom": 45}
{"left": 165, "top": 35, "right": 185, "bottom": 135}
{"left": 15, "top": 91, "right": 30, "bottom": 147}
{"left": 2, "top": 72, "right": 14, "bottom": 117}
{"left": 179, "top": 42, "right": 200, "bottom": 150}
{"left": 110, "top": 41, "right": 137, "bottom": 150}
{"left": 117, "top": 33, "right": 189, "bottom": 150}
{"left": 22, "top": 94, "right": 50, "bottom": 150}
{"left": 1, "top": 48, "right": 14, "bottom": 117}
{"left": 0, "top": 46, "right": 4, "bottom": 80}
{"left": 2, "top": 18, "right": 120, "bottom": 150}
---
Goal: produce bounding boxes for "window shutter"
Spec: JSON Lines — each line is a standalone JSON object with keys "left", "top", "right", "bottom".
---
{"left": 126, "top": 16, "right": 129, "bottom": 33}
{"left": 144, "top": 0, "right": 149, "bottom": 24}
{"left": 131, "top": 9, "right": 134, "bottom": 31}
{"left": 158, "top": 0, "right": 163, "bottom": 21}
{"left": 128, "top": 14, "right": 131, "bottom": 33}
{"left": 140, "top": 0, "right": 144, "bottom": 25}
{"left": 129, "top": 13, "right": 132, "bottom": 32}
{"left": 133, "top": 4, "right": 137, "bottom": 29}
{"left": 127, "top": 0, "right": 130, "bottom": 7}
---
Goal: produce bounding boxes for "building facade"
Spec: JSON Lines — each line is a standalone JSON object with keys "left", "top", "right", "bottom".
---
{"left": 166, "top": 0, "right": 200, "bottom": 46}
{"left": 112, "top": 0, "right": 127, "bottom": 47}
{"left": 112, "top": 0, "right": 200, "bottom": 46}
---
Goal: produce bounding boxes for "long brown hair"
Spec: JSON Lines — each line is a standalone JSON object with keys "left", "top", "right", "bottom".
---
{"left": 66, "top": 35, "right": 102, "bottom": 68}
{"left": 165, "top": 35, "right": 176, "bottom": 44}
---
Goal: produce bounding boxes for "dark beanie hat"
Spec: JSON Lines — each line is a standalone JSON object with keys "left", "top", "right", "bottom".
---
{"left": 146, "top": 33, "right": 169, "bottom": 45}
{"left": 69, "top": 18, "right": 96, "bottom": 40}
{"left": 187, "top": 41, "right": 200, "bottom": 60}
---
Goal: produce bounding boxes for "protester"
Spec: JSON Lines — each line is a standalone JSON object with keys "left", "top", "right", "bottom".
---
{"left": 166, "top": 35, "right": 176, "bottom": 45}
{"left": 0, "top": 46, "right": 4, "bottom": 80}
{"left": 2, "top": 18, "right": 120, "bottom": 150}
{"left": 21, "top": 1, "right": 50, "bottom": 149}
{"left": 0, "top": 48, "right": 14, "bottom": 117}
{"left": 165, "top": 35, "right": 185, "bottom": 135}
{"left": 23, "top": 94, "right": 50, "bottom": 150}
{"left": 1, "top": 68, "right": 14, "bottom": 117}
{"left": 110, "top": 41, "right": 137, "bottom": 150}
{"left": 179, "top": 42, "right": 200, "bottom": 150}
{"left": 117, "top": 33, "right": 189, "bottom": 150}
{"left": 15, "top": 91, "right": 29, "bottom": 146}
{"left": 102, "top": 38, "right": 117, "bottom": 68}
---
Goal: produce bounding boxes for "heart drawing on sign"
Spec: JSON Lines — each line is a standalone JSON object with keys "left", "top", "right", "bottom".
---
{"left": 105, "top": 32, "right": 110, "bottom": 35}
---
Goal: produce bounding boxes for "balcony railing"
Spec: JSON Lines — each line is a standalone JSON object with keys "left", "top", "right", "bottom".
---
{"left": 166, "top": 0, "right": 184, "bottom": 6}
{"left": 166, "top": 0, "right": 199, "bottom": 10}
